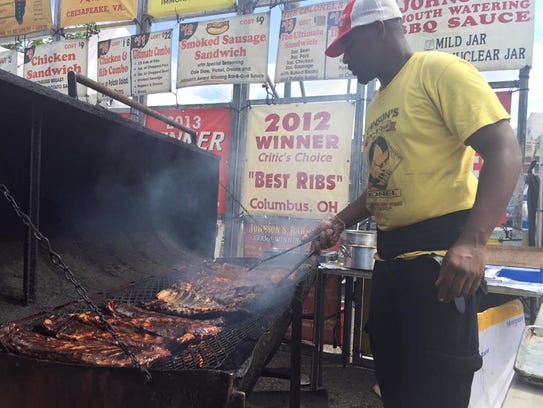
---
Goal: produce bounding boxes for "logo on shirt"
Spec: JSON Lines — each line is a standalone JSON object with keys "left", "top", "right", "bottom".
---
{"left": 367, "top": 136, "right": 402, "bottom": 192}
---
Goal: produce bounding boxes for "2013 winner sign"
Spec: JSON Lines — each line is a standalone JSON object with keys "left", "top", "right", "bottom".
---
{"left": 400, "top": 0, "right": 534, "bottom": 71}
{"left": 241, "top": 102, "right": 354, "bottom": 219}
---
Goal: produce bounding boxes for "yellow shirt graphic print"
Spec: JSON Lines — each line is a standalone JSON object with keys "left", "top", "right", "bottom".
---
{"left": 368, "top": 136, "right": 402, "bottom": 192}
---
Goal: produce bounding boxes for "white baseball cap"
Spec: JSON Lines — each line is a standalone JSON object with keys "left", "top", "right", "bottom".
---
{"left": 325, "top": 0, "right": 403, "bottom": 58}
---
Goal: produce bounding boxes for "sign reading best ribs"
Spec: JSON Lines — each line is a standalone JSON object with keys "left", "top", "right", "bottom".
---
{"left": 400, "top": 0, "right": 534, "bottom": 71}
{"left": 241, "top": 102, "right": 354, "bottom": 220}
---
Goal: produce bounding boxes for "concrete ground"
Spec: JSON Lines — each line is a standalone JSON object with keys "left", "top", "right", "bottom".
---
{"left": 246, "top": 343, "right": 383, "bottom": 408}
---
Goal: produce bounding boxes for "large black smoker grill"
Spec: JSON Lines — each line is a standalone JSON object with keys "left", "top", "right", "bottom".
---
{"left": 0, "top": 70, "right": 316, "bottom": 407}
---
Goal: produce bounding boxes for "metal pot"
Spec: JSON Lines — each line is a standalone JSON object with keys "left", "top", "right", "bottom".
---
{"left": 339, "top": 230, "right": 377, "bottom": 270}
{"left": 340, "top": 230, "right": 377, "bottom": 246}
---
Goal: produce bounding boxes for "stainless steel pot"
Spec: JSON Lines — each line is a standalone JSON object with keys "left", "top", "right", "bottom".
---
{"left": 339, "top": 230, "right": 377, "bottom": 270}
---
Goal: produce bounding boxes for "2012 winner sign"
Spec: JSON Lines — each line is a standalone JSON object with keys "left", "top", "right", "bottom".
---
{"left": 241, "top": 102, "right": 354, "bottom": 219}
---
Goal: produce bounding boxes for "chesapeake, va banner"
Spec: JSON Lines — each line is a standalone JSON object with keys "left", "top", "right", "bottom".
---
{"left": 275, "top": 1, "right": 354, "bottom": 82}
{"left": 177, "top": 12, "right": 269, "bottom": 88}
{"left": 0, "top": 0, "right": 52, "bottom": 38}
{"left": 400, "top": 0, "right": 534, "bottom": 71}
{"left": 23, "top": 39, "right": 88, "bottom": 95}
{"left": 98, "top": 29, "right": 172, "bottom": 98}
{"left": 242, "top": 102, "right": 354, "bottom": 219}
{"left": 148, "top": 0, "right": 235, "bottom": 19}
{"left": 60, "top": 0, "right": 137, "bottom": 27}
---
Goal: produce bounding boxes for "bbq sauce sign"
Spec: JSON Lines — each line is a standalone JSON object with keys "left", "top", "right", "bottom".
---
{"left": 242, "top": 103, "right": 354, "bottom": 219}
{"left": 399, "top": 0, "right": 534, "bottom": 71}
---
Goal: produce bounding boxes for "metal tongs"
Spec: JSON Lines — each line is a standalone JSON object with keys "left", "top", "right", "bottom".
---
{"left": 246, "top": 233, "right": 320, "bottom": 272}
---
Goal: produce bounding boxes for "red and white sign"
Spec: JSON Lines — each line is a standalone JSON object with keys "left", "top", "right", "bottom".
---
{"left": 23, "top": 39, "right": 88, "bottom": 95}
{"left": 399, "top": 0, "right": 534, "bottom": 71}
{"left": 145, "top": 107, "right": 231, "bottom": 216}
{"left": 275, "top": 1, "right": 354, "bottom": 82}
{"left": 176, "top": 12, "right": 269, "bottom": 88}
{"left": 242, "top": 102, "right": 354, "bottom": 219}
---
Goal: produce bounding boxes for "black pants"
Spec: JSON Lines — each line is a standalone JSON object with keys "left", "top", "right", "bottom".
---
{"left": 368, "top": 256, "right": 482, "bottom": 408}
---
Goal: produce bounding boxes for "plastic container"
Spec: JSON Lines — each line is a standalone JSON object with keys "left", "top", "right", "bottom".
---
{"left": 496, "top": 267, "right": 543, "bottom": 283}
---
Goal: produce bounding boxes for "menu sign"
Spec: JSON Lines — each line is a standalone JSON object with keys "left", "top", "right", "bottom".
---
{"left": 23, "top": 39, "right": 88, "bottom": 95}
{"left": 275, "top": 1, "right": 354, "bottom": 82}
{"left": 176, "top": 12, "right": 269, "bottom": 88}
{"left": 98, "top": 29, "right": 172, "bottom": 98}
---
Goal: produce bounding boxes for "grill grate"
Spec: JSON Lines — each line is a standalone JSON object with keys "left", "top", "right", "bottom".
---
{"left": 21, "top": 271, "right": 300, "bottom": 371}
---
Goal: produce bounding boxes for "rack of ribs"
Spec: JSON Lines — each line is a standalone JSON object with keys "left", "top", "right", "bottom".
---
{"left": 103, "top": 300, "right": 223, "bottom": 345}
{"left": 0, "top": 323, "right": 170, "bottom": 368}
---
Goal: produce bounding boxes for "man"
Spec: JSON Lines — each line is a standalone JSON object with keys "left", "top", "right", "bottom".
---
{"left": 311, "top": 0, "right": 522, "bottom": 407}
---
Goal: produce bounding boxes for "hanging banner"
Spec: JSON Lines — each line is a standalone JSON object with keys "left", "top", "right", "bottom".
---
{"left": 0, "top": 50, "right": 18, "bottom": 74}
{"left": 242, "top": 102, "right": 354, "bottom": 219}
{"left": 400, "top": 0, "right": 534, "bottom": 71}
{"left": 176, "top": 12, "right": 269, "bottom": 88}
{"left": 60, "top": 0, "right": 136, "bottom": 27}
{"left": 23, "top": 39, "right": 88, "bottom": 96}
{"left": 275, "top": 1, "right": 354, "bottom": 83}
{"left": 148, "top": 0, "right": 235, "bottom": 19}
{"left": 0, "top": 0, "right": 52, "bottom": 38}
{"left": 145, "top": 107, "right": 231, "bottom": 216}
{"left": 98, "top": 29, "right": 172, "bottom": 98}
{"left": 130, "top": 30, "right": 172, "bottom": 96}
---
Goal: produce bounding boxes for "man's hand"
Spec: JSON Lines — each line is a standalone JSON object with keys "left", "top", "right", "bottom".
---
{"left": 303, "top": 216, "right": 345, "bottom": 254}
{"left": 435, "top": 242, "right": 486, "bottom": 302}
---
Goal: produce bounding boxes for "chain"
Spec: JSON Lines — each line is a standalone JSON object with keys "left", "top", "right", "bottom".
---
{"left": 0, "top": 184, "right": 152, "bottom": 383}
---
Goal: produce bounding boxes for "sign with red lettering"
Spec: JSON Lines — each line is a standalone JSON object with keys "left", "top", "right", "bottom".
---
{"left": 242, "top": 103, "right": 354, "bottom": 219}
{"left": 275, "top": 1, "right": 354, "bottom": 82}
{"left": 61, "top": 0, "right": 136, "bottom": 27}
{"left": 176, "top": 12, "right": 269, "bottom": 88}
{"left": 399, "top": 0, "right": 534, "bottom": 71}
{"left": 145, "top": 107, "right": 231, "bottom": 216}
{"left": 23, "top": 39, "right": 88, "bottom": 95}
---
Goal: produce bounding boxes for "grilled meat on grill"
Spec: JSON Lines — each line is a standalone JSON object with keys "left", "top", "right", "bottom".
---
{"left": 103, "top": 300, "right": 223, "bottom": 344}
{"left": 0, "top": 323, "right": 170, "bottom": 368}
{"left": 145, "top": 280, "right": 263, "bottom": 318}
{"left": 39, "top": 313, "right": 172, "bottom": 349}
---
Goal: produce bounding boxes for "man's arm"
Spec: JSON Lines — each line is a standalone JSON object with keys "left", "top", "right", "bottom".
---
{"left": 436, "top": 119, "right": 522, "bottom": 302}
{"left": 308, "top": 192, "right": 372, "bottom": 252}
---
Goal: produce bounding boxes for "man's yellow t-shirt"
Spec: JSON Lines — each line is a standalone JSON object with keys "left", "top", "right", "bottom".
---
{"left": 364, "top": 51, "right": 510, "bottom": 232}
